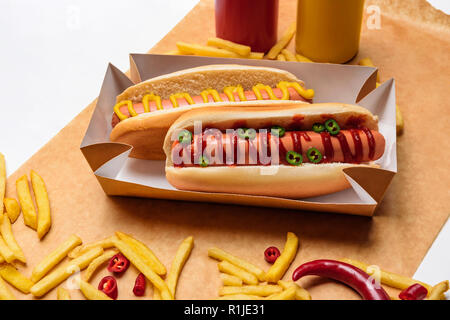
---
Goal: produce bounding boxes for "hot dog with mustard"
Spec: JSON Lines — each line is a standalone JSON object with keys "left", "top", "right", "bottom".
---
{"left": 163, "top": 102, "right": 386, "bottom": 198}
{"left": 110, "top": 65, "right": 314, "bottom": 159}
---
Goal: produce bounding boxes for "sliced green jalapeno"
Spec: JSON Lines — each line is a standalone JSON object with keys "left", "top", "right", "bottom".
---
{"left": 325, "top": 119, "right": 340, "bottom": 135}
{"left": 198, "top": 156, "right": 209, "bottom": 167}
{"left": 312, "top": 123, "right": 325, "bottom": 133}
{"left": 270, "top": 125, "right": 286, "bottom": 137}
{"left": 236, "top": 128, "right": 256, "bottom": 140}
{"left": 177, "top": 129, "right": 192, "bottom": 145}
{"left": 286, "top": 151, "right": 303, "bottom": 166}
{"left": 307, "top": 147, "right": 323, "bottom": 163}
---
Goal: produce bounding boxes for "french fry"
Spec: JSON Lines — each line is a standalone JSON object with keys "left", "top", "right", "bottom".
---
{"left": 30, "top": 170, "right": 51, "bottom": 239}
{"left": 166, "top": 236, "right": 194, "bottom": 297}
{"left": 115, "top": 231, "right": 166, "bottom": 276}
{"left": 267, "top": 286, "right": 296, "bottom": 300}
{"left": 16, "top": 175, "right": 37, "bottom": 230}
{"left": 218, "top": 261, "right": 258, "bottom": 285}
{"left": 265, "top": 232, "right": 299, "bottom": 283}
{"left": 208, "top": 247, "right": 265, "bottom": 281}
{"left": 0, "top": 275, "right": 15, "bottom": 300}
{"left": 217, "top": 294, "right": 261, "bottom": 300}
{"left": 0, "top": 233, "right": 15, "bottom": 263}
{"left": 375, "top": 82, "right": 404, "bottom": 135}
{"left": 164, "top": 50, "right": 184, "bottom": 55}
{"left": 112, "top": 238, "right": 173, "bottom": 300}
{"left": 427, "top": 280, "right": 449, "bottom": 300}
{"left": 296, "top": 53, "right": 313, "bottom": 63}
{"left": 83, "top": 249, "right": 118, "bottom": 282}
{"left": 30, "top": 246, "right": 103, "bottom": 297}
{"left": 57, "top": 287, "right": 71, "bottom": 300}
{"left": 207, "top": 37, "right": 251, "bottom": 57}
{"left": 0, "top": 264, "right": 34, "bottom": 294}
{"left": 340, "top": 258, "right": 432, "bottom": 292}
{"left": 395, "top": 104, "right": 404, "bottom": 135}
{"left": 219, "top": 285, "right": 282, "bottom": 297}
{"left": 0, "top": 215, "right": 26, "bottom": 263}
{"left": 277, "top": 54, "right": 286, "bottom": 61}
{"left": 3, "top": 198, "right": 20, "bottom": 223}
{"left": 248, "top": 52, "right": 264, "bottom": 59}
{"left": 0, "top": 153, "right": 5, "bottom": 214}
{"left": 78, "top": 279, "right": 112, "bottom": 300}
{"left": 278, "top": 280, "right": 311, "bottom": 300}
{"left": 177, "top": 42, "right": 240, "bottom": 58}
{"left": 31, "top": 234, "right": 82, "bottom": 283}
{"left": 220, "top": 273, "right": 243, "bottom": 287}
{"left": 281, "top": 49, "right": 297, "bottom": 62}
{"left": 68, "top": 236, "right": 115, "bottom": 259}
{"left": 153, "top": 288, "right": 161, "bottom": 300}
{"left": 358, "top": 57, "right": 380, "bottom": 82}
{"left": 266, "top": 22, "right": 296, "bottom": 59}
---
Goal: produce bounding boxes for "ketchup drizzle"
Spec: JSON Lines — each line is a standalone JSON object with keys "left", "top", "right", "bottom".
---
{"left": 301, "top": 132, "right": 311, "bottom": 141}
{"left": 362, "top": 127, "right": 375, "bottom": 160}
{"left": 350, "top": 129, "right": 363, "bottom": 163}
{"left": 320, "top": 132, "right": 334, "bottom": 163}
{"left": 291, "top": 132, "right": 302, "bottom": 154}
{"left": 336, "top": 132, "right": 354, "bottom": 163}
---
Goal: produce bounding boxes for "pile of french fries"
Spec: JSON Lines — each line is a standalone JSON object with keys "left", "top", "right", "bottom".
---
{"left": 209, "top": 232, "right": 311, "bottom": 300}
{"left": 169, "top": 22, "right": 310, "bottom": 63}
{"left": 209, "top": 231, "right": 448, "bottom": 300}
{"left": 166, "top": 22, "right": 405, "bottom": 136}
{"left": 0, "top": 230, "right": 194, "bottom": 300}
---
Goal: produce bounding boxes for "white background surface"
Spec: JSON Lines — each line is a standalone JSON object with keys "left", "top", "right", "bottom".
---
{"left": 0, "top": 0, "right": 448, "bottom": 294}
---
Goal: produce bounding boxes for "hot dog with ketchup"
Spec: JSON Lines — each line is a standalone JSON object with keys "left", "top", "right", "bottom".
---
{"left": 163, "top": 102, "right": 386, "bottom": 198}
{"left": 110, "top": 65, "right": 313, "bottom": 160}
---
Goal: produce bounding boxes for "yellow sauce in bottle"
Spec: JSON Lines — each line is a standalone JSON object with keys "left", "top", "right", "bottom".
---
{"left": 296, "top": 0, "right": 365, "bottom": 63}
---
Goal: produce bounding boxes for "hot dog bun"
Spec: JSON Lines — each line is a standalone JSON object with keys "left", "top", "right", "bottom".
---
{"left": 110, "top": 65, "right": 308, "bottom": 160}
{"left": 164, "top": 102, "right": 382, "bottom": 199}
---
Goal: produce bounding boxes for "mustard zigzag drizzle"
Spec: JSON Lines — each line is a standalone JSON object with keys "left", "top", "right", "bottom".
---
{"left": 113, "top": 81, "right": 314, "bottom": 121}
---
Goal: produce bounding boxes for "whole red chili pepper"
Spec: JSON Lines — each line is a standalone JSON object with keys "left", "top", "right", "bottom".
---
{"left": 108, "top": 253, "right": 130, "bottom": 274}
{"left": 133, "top": 273, "right": 146, "bottom": 297}
{"left": 264, "top": 247, "right": 281, "bottom": 264}
{"left": 98, "top": 276, "right": 118, "bottom": 300}
{"left": 292, "top": 259, "right": 390, "bottom": 300}
{"left": 399, "top": 283, "right": 428, "bottom": 300}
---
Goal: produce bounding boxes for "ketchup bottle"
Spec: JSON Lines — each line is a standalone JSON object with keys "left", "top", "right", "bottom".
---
{"left": 215, "top": 0, "right": 279, "bottom": 53}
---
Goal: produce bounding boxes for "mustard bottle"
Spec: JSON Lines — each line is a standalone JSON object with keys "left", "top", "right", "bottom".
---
{"left": 296, "top": 0, "right": 365, "bottom": 63}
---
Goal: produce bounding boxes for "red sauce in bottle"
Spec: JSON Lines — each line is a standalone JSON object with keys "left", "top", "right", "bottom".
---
{"left": 350, "top": 129, "right": 363, "bottom": 163}
{"left": 320, "top": 132, "right": 334, "bottom": 163}
{"left": 362, "top": 127, "right": 375, "bottom": 160}
{"left": 215, "top": 0, "right": 279, "bottom": 53}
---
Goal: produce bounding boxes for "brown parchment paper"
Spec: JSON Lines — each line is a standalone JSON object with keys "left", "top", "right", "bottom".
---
{"left": 4, "top": 0, "right": 449, "bottom": 300}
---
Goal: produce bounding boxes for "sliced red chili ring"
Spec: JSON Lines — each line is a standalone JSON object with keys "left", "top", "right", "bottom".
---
{"left": 325, "top": 119, "right": 340, "bottom": 135}
{"left": 264, "top": 246, "right": 281, "bottom": 264}
{"left": 286, "top": 151, "right": 303, "bottom": 166}
{"left": 98, "top": 276, "right": 118, "bottom": 300}
{"left": 312, "top": 123, "right": 325, "bottom": 133}
{"left": 236, "top": 128, "right": 256, "bottom": 140}
{"left": 198, "top": 156, "right": 209, "bottom": 167}
{"left": 270, "top": 125, "right": 286, "bottom": 137}
{"left": 108, "top": 253, "right": 130, "bottom": 274}
{"left": 307, "top": 147, "right": 323, "bottom": 163}
{"left": 178, "top": 129, "right": 192, "bottom": 145}
{"left": 133, "top": 273, "right": 146, "bottom": 297}
{"left": 398, "top": 283, "right": 428, "bottom": 300}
